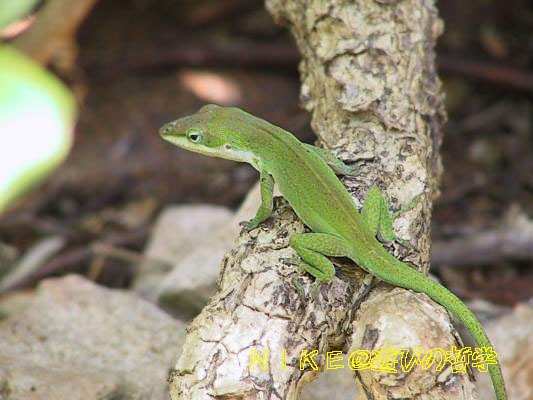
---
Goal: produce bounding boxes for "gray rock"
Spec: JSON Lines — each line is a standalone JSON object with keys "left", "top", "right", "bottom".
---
{"left": 153, "top": 187, "right": 263, "bottom": 319}
{"left": 474, "top": 302, "right": 532, "bottom": 400}
{"left": 133, "top": 205, "right": 232, "bottom": 303}
{"left": 0, "top": 275, "right": 185, "bottom": 400}
{"left": 0, "top": 290, "right": 34, "bottom": 320}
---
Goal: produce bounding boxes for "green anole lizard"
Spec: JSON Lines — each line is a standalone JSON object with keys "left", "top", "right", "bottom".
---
{"left": 159, "top": 104, "right": 507, "bottom": 400}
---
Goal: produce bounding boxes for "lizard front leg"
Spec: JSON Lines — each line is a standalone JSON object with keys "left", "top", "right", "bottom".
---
{"left": 302, "top": 143, "right": 358, "bottom": 176}
{"left": 240, "top": 169, "right": 274, "bottom": 232}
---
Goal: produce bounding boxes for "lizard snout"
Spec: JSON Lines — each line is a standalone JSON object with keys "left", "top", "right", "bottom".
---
{"left": 159, "top": 122, "right": 176, "bottom": 138}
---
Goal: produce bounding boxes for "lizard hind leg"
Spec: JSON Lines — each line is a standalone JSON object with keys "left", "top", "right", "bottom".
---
{"left": 361, "top": 186, "right": 420, "bottom": 244}
{"left": 288, "top": 233, "right": 352, "bottom": 289}
{"left": 361, "top": 186, "right": 395, "bottom": 241}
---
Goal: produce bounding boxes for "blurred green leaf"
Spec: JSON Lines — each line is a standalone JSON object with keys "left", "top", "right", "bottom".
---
{"left": 0, "top": 45, "right": 77, "bottom": 214}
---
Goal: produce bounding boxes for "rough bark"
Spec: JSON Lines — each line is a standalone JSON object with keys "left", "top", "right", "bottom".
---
{"left": 169, "top": 1, "right": 478, "bottom": 399}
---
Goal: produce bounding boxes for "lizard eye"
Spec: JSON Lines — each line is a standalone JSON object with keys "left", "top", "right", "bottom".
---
{"left": 187, "top": 128, "right": 204, "bottom": 143}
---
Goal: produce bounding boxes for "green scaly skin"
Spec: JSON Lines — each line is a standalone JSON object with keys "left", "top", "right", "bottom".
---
{"left": 160, "top": 104, "right": 507, "bottom": 400}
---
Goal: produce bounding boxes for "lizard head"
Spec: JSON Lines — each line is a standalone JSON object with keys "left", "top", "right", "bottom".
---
{"left": 159, "top": 104, "right": 257, "bottom": 166}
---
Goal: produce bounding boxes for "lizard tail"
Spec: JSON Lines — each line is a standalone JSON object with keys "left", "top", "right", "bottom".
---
{"left": 411, "top": 273, "right": 506, "bottom": 400}
{"left": 365, "top": 250, "right": 508, "bottom": 400}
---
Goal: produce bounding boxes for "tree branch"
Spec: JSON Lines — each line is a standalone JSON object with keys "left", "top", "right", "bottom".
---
{"left": 168, "top": 1, "right": 476, "bottom": 399}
